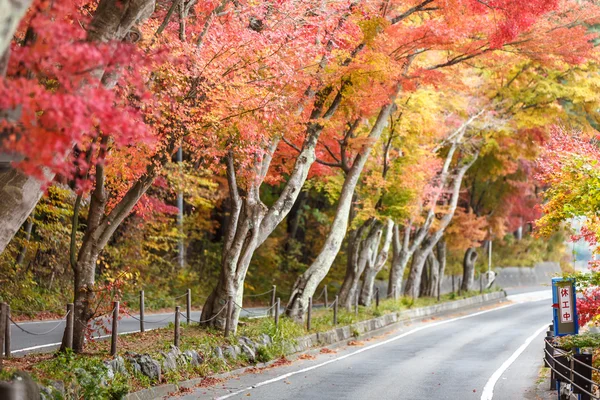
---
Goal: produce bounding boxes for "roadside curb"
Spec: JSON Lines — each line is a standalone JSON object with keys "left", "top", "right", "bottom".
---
{"left": 126, "top": 291, "right": 506, "bottom": 400}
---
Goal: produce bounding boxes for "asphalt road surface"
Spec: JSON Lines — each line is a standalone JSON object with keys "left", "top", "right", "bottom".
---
{"left": 174, "top": 290, "right": 553, "bottom": 400}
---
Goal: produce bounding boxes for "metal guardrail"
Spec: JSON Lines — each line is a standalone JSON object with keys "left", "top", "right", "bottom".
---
{"left": 544, "top": 327, "right": 598, "bottom": 400}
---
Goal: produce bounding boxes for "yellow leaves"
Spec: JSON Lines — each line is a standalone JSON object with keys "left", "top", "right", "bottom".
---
{"left": 358, "top": 17, "right": 389, "bottom": 45}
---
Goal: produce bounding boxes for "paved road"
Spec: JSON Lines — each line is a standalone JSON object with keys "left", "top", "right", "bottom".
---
{"left": 9, "top": 306, "right": 277, "bottom": 355}
{"left": 176, "top": 291, "right": 553, "bottom": 400}
{"left": 8, "top": 287, "right": 547, "bottom": 357}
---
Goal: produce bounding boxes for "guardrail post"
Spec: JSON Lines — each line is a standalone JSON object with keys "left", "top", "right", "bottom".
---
{"left": 275, "top": 298, "right": 280, "bottom": 328}
{"left": 324, "top": 285, "right": 328, "bottom": 308}
{"left": 225, "top": 296, "right": 233, "bottom": 337}
{"left": 270, "top": 286, "right": 276, "bottom": 317}
{"left": 0, "top": 303, "right": 6, "bottom": 369}
{"left": 139, "top": 290, "right": 145, "bottom": 333}
{"left": 174, "top": 306, "right": 180, "bottom": 347}
{"left": 4, "top": 304, "right": 10, "bottom": 358}
{"left": 333, "top": 296, "right": 338, "bottom": 325}
{"left": 307, "top": 297, "right": 312, "bottom": 331}
{"left": 110, "top": 301, "right": 119, "bottom": 357}
{"left": 186, "top": 289, "right": 191, "bottom": 325}
{"left": 375, "top": 288, "right": 380, "bottom": 309}
{"left": 65, "top": 303, "right": 74, "bottom": 350}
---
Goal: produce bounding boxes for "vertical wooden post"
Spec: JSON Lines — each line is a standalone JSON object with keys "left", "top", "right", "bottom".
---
{"left": 324, "top": 285, "right": 328, "bottom": 308}
{"left": 139, "top": 290, "right": 145, "bottom": 333}
{"left": 0, "top": 303, "right": 6, "bottom": 369}
{"left": 458, "top": 278, "right": 462, "bottom": 296}
{"left": 274, "top": 298, "right": 280, "bottom": 328}
{"left": 270, "top": 285, "right": 276, "bottom": 317}
{"left": 355, "top": 293, "right": 359, "bottom": 317}
{"left": 375, "top": 288, "right": 380, "bottom": 309}
{"left": 65, "top": 303, "right": 74, "bottom": 350}
{"left": 186, "top": 289, "right": 191, "bottom": 325}
{"left": 307, "top": 297, "right": 312, "bottom": 331}
{"left": 333, "top": 296, "right": 338, "bottom": 325}
{"left": 224, "top": 296, "right": 233, "bottom": 337}
{"left": 110, "top": 301, "right": 119, "bottom": 357}
{"left": 452, "top": 275, "right": 455, "bottom": 293}
{"left": 4, "top": 304, "right": 10, "bottom": 358}
{"left": 480, "top": 273, "right": 483, "bottom": 294}
{"left": 174, "top": 306, "right": 180, "bottom": 347}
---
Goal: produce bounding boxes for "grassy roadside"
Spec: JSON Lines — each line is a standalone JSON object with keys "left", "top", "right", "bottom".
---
{"left": 1, "top": 289, "right": 496, "bottom": 399}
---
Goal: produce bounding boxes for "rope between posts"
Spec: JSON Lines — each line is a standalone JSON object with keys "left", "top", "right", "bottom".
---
{"left": 122, "top": 309, "right": 172, "bottom": 324}
{"left": 233, "top": 301, "right": 277, "bottom": 317}
{"left": 326, "top": 298, "right": 338, "bottom": 309}
{"left": 243, "top": 288, "right": 274, "bottom": 298}
{"left": 8, "top": 310, "right": 70, "bottom": 336}
{"left": 185, "top": 303, "right": 228, "bottom": 324}
{"left": 173, "top": 292, "right": 188, "bottom": 300}
{"left": 314, "top": 287, "right": 326, "bottom": 302}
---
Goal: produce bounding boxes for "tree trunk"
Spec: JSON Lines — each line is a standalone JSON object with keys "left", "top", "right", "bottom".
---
{"left": 201, "top": 195, "right": 266, "bottom": 331}
{"left": 0, "top": 170, "right": 46, "bottom": 257}
{"left": 0, "top": 0, "right": 32, "bottom": 59}
{"left": 202, "top": 80, "right": 351, "bottom": 331}
{"left": 425, "top": 250, "right": 440, "bottom": 297}
{"left": 436, "top": 238, "right": 447, "bottom": 295}
{"left": 286, "top": 96, "right": 399, "bottom": 321}
{"left": 359, "top": 219, "right": 393, "bottom": 306}
{"left": 461, "top": 247, "right": 478, "bottom": 291}
{"left": 338, "top": 219, "right": 376, "bottom": 309}
{"left": 0, "top": 0, "right": 156, "bottom": 256}
{"left": 388, "top": 224, "right": 410, "bottom": 299}
{"left": 62, "top": 153, "right": 159, "bottom": 352}
{"left": 15, "top": 217, "right": 33, "bottom": 266}
{"left": 404, "top": 247, "right": 428, "bottom": 299}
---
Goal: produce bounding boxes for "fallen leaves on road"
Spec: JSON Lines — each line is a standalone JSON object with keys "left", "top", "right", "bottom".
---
{"left": 198, "top": 377, "right": 224, "bottom": 387}
{"left": 348, "top": 340, "right": 364, "bottom": 346}
{"left": 320, "top": 348, "right": 337, "bottom": 354}
{"left": 298, "top": 354, "right": 316, "bottom": 360}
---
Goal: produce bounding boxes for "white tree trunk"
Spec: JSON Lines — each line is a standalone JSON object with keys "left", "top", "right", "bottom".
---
{"left": 359, "top": 219, "right": 393, "bottom": 306}
{"left": 404, "top": 153, "right": 479, "bottom": 298}
{"left": 338, "top": 219, "right": 379, "bottom": 309}
{"left": 286, "top": 94, "right": 399, "bottom": 320}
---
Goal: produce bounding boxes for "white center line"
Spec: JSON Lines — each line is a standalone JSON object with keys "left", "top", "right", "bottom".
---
{"left": 480, "top": 324, "right": 548, "bottom": 400}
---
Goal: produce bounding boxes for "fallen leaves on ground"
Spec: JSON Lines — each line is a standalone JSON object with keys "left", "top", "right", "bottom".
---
{"left": 298, "top": 354, "right": 316, "bottom": 360}
{"left": 198, "top": 377, "right": 224, "bottom": 387}
{"left": 348, "top": 340, "right": 364, "bottom": 346}
{"left": 320, "top": 348, "right": 337, "bottom": 354}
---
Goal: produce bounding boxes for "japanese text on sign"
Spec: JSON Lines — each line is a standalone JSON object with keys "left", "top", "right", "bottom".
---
{"left": 559, "top": 286, "right": 573, "bottom": 323}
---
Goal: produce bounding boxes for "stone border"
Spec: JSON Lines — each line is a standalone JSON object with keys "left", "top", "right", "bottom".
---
{"left": 126, "top": 291, "right": 506, "bottom": 400}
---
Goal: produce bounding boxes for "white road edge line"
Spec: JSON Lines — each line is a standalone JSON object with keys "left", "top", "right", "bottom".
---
{"left": 215, "top": 302, "right": 519, "bottom": 400}
{"left": 480, "top": 324, "right": 548, "bottom": 400}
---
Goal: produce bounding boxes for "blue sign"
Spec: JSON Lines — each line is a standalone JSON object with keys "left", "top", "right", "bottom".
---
{"left": 552, "top": 277, "right": 578, "bottom": 336}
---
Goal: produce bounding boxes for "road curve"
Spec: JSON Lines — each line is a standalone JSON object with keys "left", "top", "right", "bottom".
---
{"left": 175, "top": 293, "right": 551, "bottom": 400}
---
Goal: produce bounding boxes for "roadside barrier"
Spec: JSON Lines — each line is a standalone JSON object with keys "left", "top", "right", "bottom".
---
{"left": 544, "top": 326, "right": 598, "bottom": 400}
{"left": 0, "top": 284, "right": 353, "bottom": 360}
